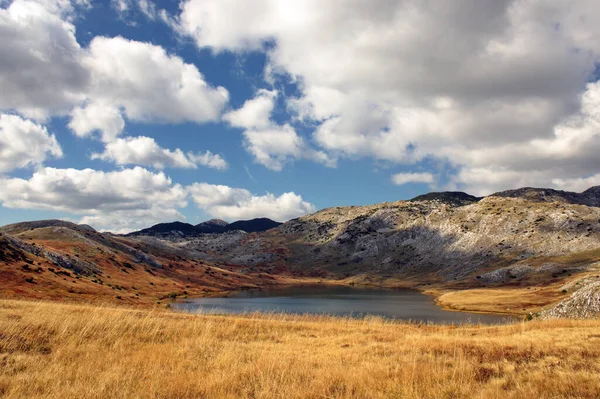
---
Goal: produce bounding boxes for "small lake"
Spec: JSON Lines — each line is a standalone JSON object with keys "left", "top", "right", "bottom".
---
{"left": 173, "top": 285, "right": 514, "bottom": 324}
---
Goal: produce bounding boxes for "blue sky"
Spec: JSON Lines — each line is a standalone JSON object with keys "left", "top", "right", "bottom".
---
{"left": 1, "top": 0, "right": 600, "bottom": 232}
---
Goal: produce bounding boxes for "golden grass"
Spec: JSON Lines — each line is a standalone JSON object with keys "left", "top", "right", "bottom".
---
{"left": 1, "top": 299, "right": 600, "bottom": 398}
{"left": 433, "top": 287, "right": 567, "bottom": 315}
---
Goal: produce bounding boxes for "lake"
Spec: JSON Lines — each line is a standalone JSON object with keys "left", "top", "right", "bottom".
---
{"left": 173, "top": 285, "right": 515, "bottom": 324}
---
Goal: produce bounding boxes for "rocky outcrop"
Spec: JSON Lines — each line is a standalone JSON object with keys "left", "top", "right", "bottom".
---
{"left": 491, "top": 186, "right": 600, "bottom": 207}
{"left": 3, "top": 234, "right": 101, "bottom": 275}
{"left": 540, "top": 279, "right": 600, "bottom": 319}
{"left": 410, "top": 191, "right": 481, "bottom": 206}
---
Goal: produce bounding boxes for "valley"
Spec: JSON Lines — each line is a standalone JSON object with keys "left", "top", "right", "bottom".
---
{"left": 2, "top": 186, "right": 600, "bottom": 318}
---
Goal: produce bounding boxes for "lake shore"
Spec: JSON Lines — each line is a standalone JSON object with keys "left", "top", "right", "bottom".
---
{"left": 173, "top": 284, "right": 514, "bottom": 324}
{"left": 200, "top": 276, "right": 560, "bottom": 318}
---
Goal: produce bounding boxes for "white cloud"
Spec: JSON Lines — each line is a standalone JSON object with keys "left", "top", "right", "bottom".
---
{"left": 136, "top": 0, "right": 156, "bottom": 20}
{"left": 223, "top": 89, "right": 336, "bottom": 170}
{"left": 449, "top": 81, "right": 600, "bottom": 195}
{"left": 551, "top": 175, "right": 600, "bottom": 193}
{"left": 0, "top": 166, "right": 188, "bottom": 233}
{"left": 223, "top": 89, "right": 277, "bottom": 130}
{"left": 91, "top": 136, "right": 228, "bottom": 170}
{"left": 81, "top": 36, "right": 229, "bottom": 132}
{"left": 188, "top": 183, "right": 315, "bottom": 221}
{"left": 0, "top": 165, "right": 314, "bottom": 231}
{"left": 178, "top": 0, "right": 600, "bottom": 193}
{"left": 111, "top": 0, "right": 158, "bottom": 21}
{"left": 0, "top": 113, "right": 62, "bottom": 173}
{"left": 0, "top": 1, "right": 229, "bottom": 138}
{"left": 391, "top": 172, "right": 434, "bottom": 186}
{"left": 242, "top": 124, "right": 301, "bottom": 171}
{"left": 68, "top": 101, "right": 125, "bottom": 142}
{"left": 111, "top": 0, "right": 130, "bottom": 14}
{"left": 0, "top": 0, "right": 88, "bottom": 119}
{"left": 187, "top": 150, "right": 228, "bottom": 170}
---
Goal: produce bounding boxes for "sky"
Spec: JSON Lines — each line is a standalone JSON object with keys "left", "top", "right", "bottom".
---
{"left": 1, "top": 0, "right": 600, "bottom": 233}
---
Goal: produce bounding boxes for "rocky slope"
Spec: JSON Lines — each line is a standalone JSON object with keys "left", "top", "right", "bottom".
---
{"left": 181, "top": 193, "right": 600, "bottom": 277}
{"left": 490, "top": 186, "right": 600, "bottom": 206}
{"left": 0, "top": 220, "right": 281, "bottom": 305}
{"left": 172, "top": 187, "right": 600, "bottom": 317}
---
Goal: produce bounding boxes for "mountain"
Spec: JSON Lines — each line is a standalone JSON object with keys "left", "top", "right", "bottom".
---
{"left": 0, "top": 219, "right": 278, "bottom": 304}
{"left": 176, "top": 185, "right": 600, "bottom": 317}
{"left": 491, "top": 186, "right": 600, "bottom": 207}
{"left": 0, "top": 219, "right": 96, "bottom": 235}
{"left": 128, "top": 221, "right": 200, "bottom": 237}
{"left": 181, "top": 186, "right": 600, "bottom": 277}
{"left": 3, "top": 186, "right": 600, "bottom": 317}
{"left": 410, "top": 191, "right": 481, "bottom": 206}
{"left": 225, "top": 218, "right": 282, "bottom": 233}
{"left": 128, "top": 218, "right": 281, "bottom": 238}
{"left": 195, "top": 219, "right": 229, "bottom": 234}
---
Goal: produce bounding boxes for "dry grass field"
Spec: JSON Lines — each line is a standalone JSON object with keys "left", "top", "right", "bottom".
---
{"left": 1, "top": 300, "right": 599, "bottom": 398}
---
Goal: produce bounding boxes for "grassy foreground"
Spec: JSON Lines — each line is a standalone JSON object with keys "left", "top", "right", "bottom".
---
{"left": 1, "top": 300, "right": 599, "bottom": 399}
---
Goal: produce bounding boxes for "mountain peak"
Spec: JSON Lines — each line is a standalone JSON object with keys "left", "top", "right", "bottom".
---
{"left": 224, "top": 218, "right": 281, "bottom": 233}
{"left": 127, "top": 217, "right": 281, "bottom": 237}
{"left": 410, "top": 191, "right": 480, "bottom": 206}
{"left": 490, "top": 186, "right": 600, "bottom": 207}
{"left": 126, "top": 221, "right": 198, "bottom": 237}
{"left": 0, "top": 219, "right": 95, "bottom": 235}
{"left": 197, "top": 219, "right": 229, "bottom": 228}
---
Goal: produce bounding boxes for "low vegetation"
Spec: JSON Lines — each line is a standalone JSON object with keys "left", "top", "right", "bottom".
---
{"left": 1, "top": 299, "right": 599, "bottom": 398}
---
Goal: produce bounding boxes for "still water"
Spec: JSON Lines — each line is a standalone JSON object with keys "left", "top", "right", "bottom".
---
{"left": 173, "top": 285, "right": 514, "bottom": 324}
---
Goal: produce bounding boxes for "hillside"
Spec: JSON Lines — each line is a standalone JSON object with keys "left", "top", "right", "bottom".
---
{"left": 175, "top": 186, "right": 600, "bottom": 316}
{"left": 0, "top": 220, "right": 285, "bottom": 305}
{"left": 490, "top": 186, "right": 600, "bottom": 206}
{"left": 3, "top": 186, "right": 600, "bottom": 317}
{"left": 410, "top": 191, "right": 481, "bottom": 206}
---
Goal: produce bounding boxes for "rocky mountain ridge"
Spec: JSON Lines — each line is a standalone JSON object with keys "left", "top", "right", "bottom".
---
{"left": 126, "top": 217, "right": 282, "bottom": 238}
{"left": 490, "top": 186, "right": 600, "bottom": 207}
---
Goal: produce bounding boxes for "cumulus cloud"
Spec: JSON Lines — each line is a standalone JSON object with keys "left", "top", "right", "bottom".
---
{"left": 91, "top": 136, "right": 228, "bottom": 170}
{"left": 188, "top": 183, "right": 316, "bottom": 221}
{"left": 223, "top": 89, "right": 335, "bottom": 170}
{"left": 0, "top": 165, "right": 314, "bottom": 231}
{"left": 223, "top": 89, "right": 277, "bottom": 130}
{"left": 551, "top": 175, "right": 600, "bottom": 193}
{"left": 391, "top": 172, "right": 434, "bottom": 186}
{"left": 178, "top": 0, "right": 600, "bottom": 193}
{"left": 0, "top": 114, "right": 62, "bottom": 173}
{"left": 0, "top": 0, "right": 88, "bottom": 119}
{"left": 448, "top": 81, "right": 600, "bottom": 195}
{"left": 0, "top": 1, "right": 229, "bottom": 138}
{"left": 187, "top": 151, "right": 228, "bottom": 170}
{"left": 68, "top": 101, "right": 125, "bottom": 142}
{"left": 0, "top": 166, "right": 188, "bottom": 232}
{"left": 83, "top": 36, "right": 229, "bottom": 126}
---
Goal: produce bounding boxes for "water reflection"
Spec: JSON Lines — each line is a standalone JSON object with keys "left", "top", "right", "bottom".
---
{"left": 173, "top": 285, "right": 515, "bottom": 325}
